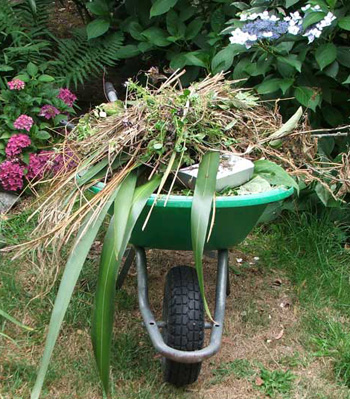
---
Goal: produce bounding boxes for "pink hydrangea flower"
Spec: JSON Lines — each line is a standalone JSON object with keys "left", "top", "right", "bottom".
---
{"left": 38, "top": 149, "right": 77, "bottom": 175}
{"left": 0, "top": 160, "right": 24, "bottom": 191}
{"left": 52, "top": 150, "right": 78, "bottom": 174}
{"left": 39, "top": 104, "right": 60, "bottom": 120}
{"left": 13, "top": 115, "right": 34, "bottom": 132}
{"left": 7, "top": 79, "right": 25, "bottom": 90}
{"left": 26, "top": 152, "right": 50, "bottom": 180}
{"left": 57, "top": 88, "right": 77, "bottom": 107}
{"left": 5, "top": 134, "right": 31, "bottom": 158}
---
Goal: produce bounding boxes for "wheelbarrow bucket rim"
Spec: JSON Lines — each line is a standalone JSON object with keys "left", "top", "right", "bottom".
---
{"left": 90, "top": 183, "right": 294, "bottom": 208}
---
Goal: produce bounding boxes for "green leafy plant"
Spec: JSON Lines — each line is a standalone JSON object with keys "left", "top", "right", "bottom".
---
{"left": 72, "top": 0, "right": 244, "bottom": 84}
{"left": 50, "top": 29, "right": 124, "bottom": 87}
{"left": 0, "top": 308, "right": 34, "bottom": 343}
{"left": 0, "top": 62, "right": 77, "bottom": 191}
{"left": 255, "top": 367, "right": 296, "bottom": 397}
{"left": 66, "top": 0, "right": 350, "bottom": 128}
{"left": 0, "top": 0, "right": 51, "bottom": 88}
{"left": 221, "top": 0, "right": 350, "bottom": 129}
{"left": 0, "top": 0, "right": 124, "bottom": 88}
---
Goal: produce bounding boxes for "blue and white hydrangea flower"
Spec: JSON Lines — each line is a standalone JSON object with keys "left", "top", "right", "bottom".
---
{"left": 303, "top": 11, "right": 336, "bottom": 43}
{"left": 229, "top": 6, "right": 336, "bottom": 48}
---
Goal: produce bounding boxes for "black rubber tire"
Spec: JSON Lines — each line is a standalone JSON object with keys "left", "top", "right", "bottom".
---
{"left": 162, "top": 265, "right": 204, "bottom": 387}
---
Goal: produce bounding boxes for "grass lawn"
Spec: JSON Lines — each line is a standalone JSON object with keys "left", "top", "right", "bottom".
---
{"left": 1, "top": 207, "right": 350, "bottom": 399}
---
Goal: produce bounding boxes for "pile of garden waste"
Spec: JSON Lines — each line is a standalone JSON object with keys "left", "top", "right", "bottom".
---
{"left": 15, "top": 71, "right": 348, "bottom": 250}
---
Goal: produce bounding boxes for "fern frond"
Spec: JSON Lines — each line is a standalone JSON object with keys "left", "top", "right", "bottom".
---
{"left": 51, "top": 29, "right": 124, "bottom": 88}
{"left": 0, "top": 0, "right": 124, "bottom": 88}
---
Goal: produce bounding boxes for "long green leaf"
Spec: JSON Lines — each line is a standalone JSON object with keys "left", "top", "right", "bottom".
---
{"left": 91, "top": 217, "right": 118, "bottom": 395}
{"left": 77, "top": 154, "right": 130, "bottom": 188}
{"left": 77, "top": 158, "right": 109, "bottom": 187}
{"left": 0, "top": 309, "right": 34, "bottom": 331}
{"left": 0, "top": 331, "right": 19, "bottom": 345}
{"left": 27, "top": 0, "right": 36, "bottom": 14}
{"left": 31, "top": 190, "right": 119, "bottom": 399}
{"left": 91, "top": 175, "right": 161, "bottom": 395}
{"left": 191, "top": 152, "right": 220, "bottom": 320}
{"left": 113, "top": 172, "right": 137, "bottom": 259}
{"left": 267, "top": 107, "right": 303, "bottom": 141}
{"left": 92, "top": 172, "right": 137, "bottom": 394}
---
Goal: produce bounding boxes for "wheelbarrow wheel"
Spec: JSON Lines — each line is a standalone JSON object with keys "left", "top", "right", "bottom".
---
{"left": 162, "top": 265, "right": 204, "bottom": 387}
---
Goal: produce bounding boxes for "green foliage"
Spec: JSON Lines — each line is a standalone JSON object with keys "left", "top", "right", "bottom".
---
{"left": 83, "top": 0, "right": 242, "bottom": 83}
{"left": 74, "top": 0, "right": 350, "bottom": 132}
{"left": 254, "top": 160, "right": 299, "bottom": 193}
{"left": 51, "top": 29, "right": 123, "bottom": 87}
{"left": 222, "top": 0, "right": 350, "bottom": 129}
{"left": 309, "top": 316, "right": 350, "bottom": 387}
{"left": 17, "top": 0, "right": 350, "bottom": 132}
{"left": 0, "top": 63, "right": 76, "bottom": 165}
{"left": 256, "top": 368, "right": 296, "bottom": 397}
{"left": 0, "top": 0, "right": 124, "bottom": 88}
{"left": 0, "top": 0, "right": 52, "bottom": 88}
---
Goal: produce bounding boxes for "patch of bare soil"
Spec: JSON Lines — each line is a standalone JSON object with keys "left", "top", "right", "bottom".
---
{"left": 47, "top": 0, "right": 85, "bottom": 39}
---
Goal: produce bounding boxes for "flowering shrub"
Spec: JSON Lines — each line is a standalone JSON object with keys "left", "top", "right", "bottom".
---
{"left": 81, "top": 0, "right": 350, "bottom": 128}
{"left": 39, "top": 105, "right": 60, "bottom": 120}
{"left": 0, "top": 62, "right": 78, "bottom": 191}
{"left": 228, "top": 6, "right": 336, "bottom": 47}
{"left": 7, "top": 79, "right": 25, "bottom": 90}
{"left": 57, "top": 89, "right": 77, "bottom": 108}
{"left": 216, "top": 0, "right": 350, "bottom": 128}
{"left": 0, "top": 161, "right": 24, "bottom": 192}
{"left": 0, "top": 148, "right": 78, "bottom": 191}
{"left": 26, "top": 153, "right": 49, "bottom": 180}
{"left": 5, "top": 134, "right": 31, "bottom": 158}
{"left": 13, "top": 115, "right": 34, "bottom": 132}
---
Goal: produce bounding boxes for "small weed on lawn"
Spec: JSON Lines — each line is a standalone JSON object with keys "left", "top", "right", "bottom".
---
{"left": 255, "top": 367, "right": 295, "bottom": 398}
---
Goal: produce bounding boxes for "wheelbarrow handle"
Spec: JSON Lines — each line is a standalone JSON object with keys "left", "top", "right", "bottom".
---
{"left": 105, "top": 82, "right": 118, "bottom": 102}
{"left": 135, "top": 246, "right": 228, "bottom": 364}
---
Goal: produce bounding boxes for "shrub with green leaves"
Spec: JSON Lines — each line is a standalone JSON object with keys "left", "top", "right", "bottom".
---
{"left": 220, "top": 0, "right": 350, "bottom": 128}
{"left": 0, "top": 0, "right": 51, "bottom": 88}
{"left": 0, "top": 62, "right": 77, "bottom": 191}
{"left": 80, "top": 0, "right": 350, "bottom": 128}
{"left": 0, "top": 0, "right": 124, "bottom": 88}
{"left": 83, "top": 0, "right": 243, "bottom": 84}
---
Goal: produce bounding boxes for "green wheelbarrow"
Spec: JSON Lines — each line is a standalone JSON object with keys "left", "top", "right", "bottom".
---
{"left": 92, "top": 185, "right": 294, "bottom": 387}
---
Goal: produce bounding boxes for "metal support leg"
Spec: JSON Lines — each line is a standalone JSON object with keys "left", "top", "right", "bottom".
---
{"left": 135, "top": 246, "right": 229, "bottom": 363}
{"left": 116, "top": 247, "right": 135, "bottom": 290}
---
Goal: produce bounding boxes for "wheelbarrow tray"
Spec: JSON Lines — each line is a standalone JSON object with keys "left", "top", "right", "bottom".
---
{"left": 91, "top": 184, "right": 294, "bottom": 250}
